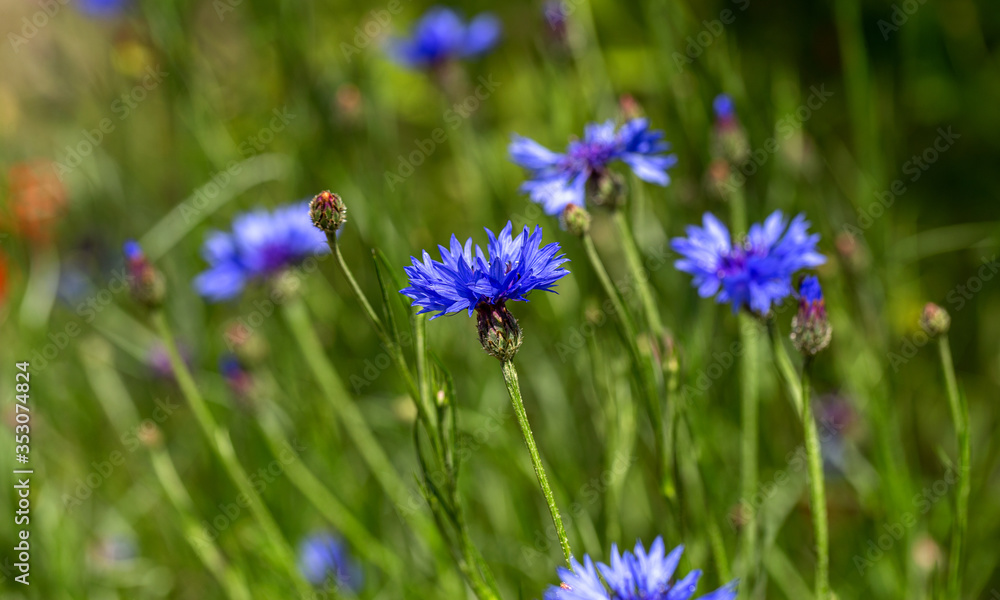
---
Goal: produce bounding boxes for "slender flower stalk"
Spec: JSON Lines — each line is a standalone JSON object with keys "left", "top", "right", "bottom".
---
{"left": 923, "top": 303, "right": 969, "bottom": 599}
{"left": 612, "top": 209, "right": 664, "bottom": 336}
{"left": 767, "top": 318, "right": 804, "bottom": 416}
{"left": 126, "top": 240, "right": 310, "bottom": 595}
{"left": 800, "top": 361, "right": 830, "bottom": 599}
{"left": 151, "top": 310, "right": 313, "bottom": 596}
{"left": 253, "top": 375, "right": 403, "bottom": 578}
{"left": 78, "top": 340, "right": 252, "bottom": 600}
{"left": 502, "top": 360, "right": 573, "bottom": 564}
{"left": 738, "top": 312, "right": 760, "bottom": 583}
{"left": 581, "top": 232, "right": 672, "bottom": 502}
{"left": 790, "top": 276, "right": 833, "bottom": 599}
{"left": 280, "top": 297, "right": 414, "bottom": 516}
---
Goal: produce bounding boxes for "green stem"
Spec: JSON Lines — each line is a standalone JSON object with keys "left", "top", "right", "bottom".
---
{"left": 801, "top": 363, "right": 830, "bottom": 599}
{"left": 329, "top": 234, "right": 385, "bottom": 335}
{"left": 149, "top": 450, "right": 254, "bottom": 600}
{"left": 281, "top": 297, "right": 411, "bottom": 509}
{"left": 256, "top": 398, "right": 402, "bottom": 578}
{"left": 500, "top": 360, "right": 572, "bottom": 565}
{"left": 150, "top": 311, "right": 312, "bottom": 596}
{"left": 581, "top": 234, "right": 673, "bottom": 502}
{"left": 612, "top": 210, "right": 664, "bottom": 335}
{"left": 738, "top": 313, "right": 760, "bottom": 591}
{"left": 768, "top": 318, "right": 803, "bottom": 417}
{"left": 939, "top": 334, "right": 969, "bottom": 599}
{"left": 79, "top": 343, "right": 252, "bottom": 600}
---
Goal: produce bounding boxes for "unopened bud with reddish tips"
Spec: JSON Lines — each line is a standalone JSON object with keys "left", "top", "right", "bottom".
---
{"left": 476, "top": 301, "right": 523, "bottom": 361}
{"left": 124, "top": 240, "right": 165, "bottom": 310}
{"left": 619, "top": 94, "right": 644, "bottom": 120}
{"left": 791, "top": 275, "right": 832, "bottom": 357}
{"left": 920, "top": 302, "right": 951, "bottom": 336}
{"left": 561, "top": 204, "right": 591, "bottom": 237}
{"left": 309, "top": 191, "right": 347, "bottom": 234}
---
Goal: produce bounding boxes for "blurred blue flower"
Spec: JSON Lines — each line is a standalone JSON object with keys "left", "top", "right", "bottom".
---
{"left": 77, "top": 0, "right": 129, "bottom": 17}
{"left": 671, "top": 211, "right": 825, "bottom": 314}
{"left": 400, "top": 222, "right": 569, "bottom": 318}
{"left": 543, "top": 1, "right": 568, "bottom": 39}
{"left": 543, "top": 537, "right": 737, "bottom": 600}
{"left": 509, "top": 119, "right": 677, "bottom": 215}
{"left": 387, "top": 7, "right": 501, "bottom": 69}
{"left": 297, "top": 532, "right": 361, "bottom": 591}
{"left": 193, "top": 202, "right": 329, "bottom": 302}
{"left": 713, "top": 94, "right": 736, "bottom": 122}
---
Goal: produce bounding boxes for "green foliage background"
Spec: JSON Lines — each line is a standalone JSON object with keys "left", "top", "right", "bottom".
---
{"left": 0, "top": 0, "right": 998, "bottom": 598}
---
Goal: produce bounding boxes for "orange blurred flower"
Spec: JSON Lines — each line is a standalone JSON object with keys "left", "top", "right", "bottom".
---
{"left": 4, "top": 161, "right": 67, "bottom": 244}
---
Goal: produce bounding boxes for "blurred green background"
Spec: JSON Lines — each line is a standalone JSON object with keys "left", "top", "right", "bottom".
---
{"left": 1, "top": 0, "right": 999, "bottom": 598}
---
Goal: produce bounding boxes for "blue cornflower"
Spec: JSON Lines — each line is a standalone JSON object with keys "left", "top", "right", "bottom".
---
{"left": 387, "top": 7, "right": 501, "bottom": 69}
{"left": 297, "top": 532, "right": 361, "bottom": 591}
{"left": 77, "top": 0, "right": 129, "bottom": 17}
{"left": 671, "top": 211, "right": 825, "bottom": 314}
{"left": 400, "top": 221, "right": 569, "bottom": 319}
{"left": 509, "top": 119, "right": 677, "bottom": 215}
{"left": 193, "top": 202, "right": 329, "bottom": 302}
{"left": 543, "top": 537, "right": 737, "bottom": 600}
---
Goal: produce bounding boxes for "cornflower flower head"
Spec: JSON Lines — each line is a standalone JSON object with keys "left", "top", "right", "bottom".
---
{"left": 790, "top": 275, "right": 831, "bottom": 356}
{"left": 509, "top": 119, "right": 677, "bottom": 216}
{"left": 297, "top": 532, "right": 361, "bottom": 591}
{"left": 387, "top": 7, "right": 501, "bottom": 69}
{"left": 543, "top": 537, "right": 737, "bottom": 600}
{"left": 400, "top": 222, "right": 569, "bottom": 360}
{"left": 193, "top": 202, "right": 329, "bottom": 302}
{"left": 671, "top": 211, "right": 825, "bottom": 315}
